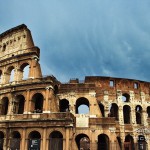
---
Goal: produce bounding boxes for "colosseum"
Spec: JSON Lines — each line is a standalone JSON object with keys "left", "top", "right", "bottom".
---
{"left": 0, "top": 24, "right": 149, "bottom": 150}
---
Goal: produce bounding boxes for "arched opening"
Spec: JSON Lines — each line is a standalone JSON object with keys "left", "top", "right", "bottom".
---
{"left": 13, "top": 95, "right": 25, "bottom": 114}
{"left": 0, "top": 97, "right": 9, "bottom": 115}
{"left": 122, "top": 93, "right": 130, "bottom": 102}
{"left": 49, "top": 131, "right": 63, "bottom": 150}
{"left": 117, "top": 137, "right": 122, "bottom": 150}
{"left": 124, "top": 135, "right": 134, "bottom": 150}
{"left": 8, "top": 66, "right": 15, "bottom": 82}
{"left": 138, "top": 135, "right": 147, "bottom": 150}
{"left": 135, "top": 105, "right": 142, "bottom": 124}
{"left": 10, "top": 131, "right": 21, "bottom": 150}
{"left": 31, "top": 93, "right": 43, "bottom": 113}
{"left": 2, "top": 44, "right": 6, "bottom": 52}
{"left": 109, "top": 103, "right": 119, "bottom": 120}
{"left": 98, "top": 134, "right": 109, "bottom": 150}
{"left": 20, "top": 63, "right": 30, "bottom": 80}
{"left": 28, "top": 131, "right": 41, "bottom": 150}
{"left": 147, "top": 106, "right": 150, "bottom": 118}
{"left": 75, "top": 134, "right": 90, "bottom": 150}
{"left": 59, "top": 99, "right": 69, "bottom": 112}
{"left": 76, "top": 97, "right": 89, "bottom": 114}
{"left": 123, "top": 105, "right": 131, "bottom": 124}
{"left": 99, "top": 103, "right": 105, "bottom": 117}
{"left": 0, "top": 131, "right": 4, "bottom": 150}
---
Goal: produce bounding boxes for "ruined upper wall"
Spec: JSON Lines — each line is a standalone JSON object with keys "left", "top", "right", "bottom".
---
{"left": 0, "top": 24, "right": 35, "bottom": 61}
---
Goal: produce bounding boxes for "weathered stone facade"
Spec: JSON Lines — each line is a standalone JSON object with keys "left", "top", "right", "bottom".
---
{"left": 0, "top": 24, "right": 149, "bottom": 150}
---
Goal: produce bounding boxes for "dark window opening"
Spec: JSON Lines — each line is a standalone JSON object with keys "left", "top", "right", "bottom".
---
{"left": 2, "top": 45, "right": 6, "bottom": 51}
{"left": 14, "top": 95, "right": 25, "bottom": 114}
{"left": 0, "top": 97, "right": 9, "bottom": 115}
{"left": 109, "top": 103, "right": 119, "bottom": 120}
{"left": 59, "top": 99, "right": 69, "bottom": 112}
{"left": 124, "top": 135, "right": 134, "bottom": 150}
{"left": 123, "top": 105, "right": 131, "bottom": 124}
{"left": 10, "top": 131, "right": 21, "bottom": 150}
{"left": 98, "top": 134, "right": 109, "bottom": 150}
{"left": 147, "top": 106, "right": 150, "bottom": 118}
{"left": 49, "top": 131, "right": 63, "bottom": 150}
{"left": 122, "top": 93, "right": 130, "bottom": 102}
{"left": 0, "top": 132, "right": 4, "bottom": 150}
{"left": 136, "top": 105, "right": 142, "bottom": 124}
{"left": 28, "top": 131, "right": 41, "bottom": 150}
{"left": 32, "top": 93, "right": 43, "bottom": 113}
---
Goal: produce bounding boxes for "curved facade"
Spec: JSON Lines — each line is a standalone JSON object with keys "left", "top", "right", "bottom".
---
{"left": 0, "top": 25, "right": 149, "bottom": 150}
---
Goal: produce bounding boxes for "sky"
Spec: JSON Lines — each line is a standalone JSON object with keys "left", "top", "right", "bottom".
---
{"left": 0, "top": 0, "right": 150, "bottom": 82}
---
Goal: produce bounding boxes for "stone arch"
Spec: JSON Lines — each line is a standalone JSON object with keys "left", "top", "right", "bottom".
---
{"left": 0, "top": 97, "right": 9, "bottom": 115}
{"left": 124, "top": 134, "right": 134, "bottom": 150}
{"left": 122, "top": 93, "right": 130, "bottom": 102}
{"left": 20, "top": 62, "right": 30, "bottom": 80}
{"left": 10, "top": 131, "right": 21, "bottom": 150}
{"left": 75, "top": 133, "right": 90, "bottom": 150}
{"left": 147, "top": 106, "right": 150, "bottom": 118}
{"left": 76, "top": 97, "right": 90, "bottom": 114}
{"left": 49, "top": 131, "right": 63, "bottom": 150}
{"left": 59, "top": 99, "right": 69, "bottom": 112}
{"left": 135, "top": 105, "right": 142, "bottom": 124}
{"left": 14, "top": 95, "right": 25, "bottom": 114}
{"left": 6, "top": 65, "right": 15, "bottom": 82}
{"left": 98, "top": 134, "right": 109, "bottom": 150}
{"left": 109, "top": 103, "right": 119, "bottom": 120}
{"left": 98, "top": 102, "right": 105, "bottom": 117}
{"left": 31, "top": 93, "right": 44, "bottom": 113}
{"left": 123, "top": 105, "right": 131, "bottom": 124}
{"left": 28, "top": 131, "right": 41, "bottom": 150}
{"left": 0, "top": 131, "right": 4, "bottom": 150}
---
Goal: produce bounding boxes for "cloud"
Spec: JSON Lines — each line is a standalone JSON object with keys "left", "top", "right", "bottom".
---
{"left": 1, "top": 0, "right": 150, "bottom": 82}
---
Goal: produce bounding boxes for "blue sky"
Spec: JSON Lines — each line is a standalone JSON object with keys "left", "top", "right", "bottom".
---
{"left": 0, "top": 0, "right": 150, "bottom": 82}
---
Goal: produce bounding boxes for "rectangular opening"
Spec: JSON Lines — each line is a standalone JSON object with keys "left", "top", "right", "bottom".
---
{"left": 110, "top": 80, "right": 114, "bottom": 87}
{"left": 134, "top": 82, "right": 138, "bottom": 89}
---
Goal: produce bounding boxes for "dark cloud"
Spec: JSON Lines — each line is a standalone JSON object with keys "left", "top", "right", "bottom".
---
{"left": 0, "top": 0, "right": 150, "bottom": 82}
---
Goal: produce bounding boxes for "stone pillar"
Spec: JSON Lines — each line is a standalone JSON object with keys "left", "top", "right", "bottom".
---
{"left": 29, "top": 57, "right": 42, "bottom": 79}
{"left": 3, "top": 138, "right": 7, "bottom": 150}
{"left": 42, "top": 128, "right": 46, "bottom": 150}
{"left": 24, "top": 90, "right": 30, "bottom": 114}
{"left": 43, "top": 87, "right": 50, "bottom": 113}
{"left": 143, "top": 110, "right": 148, "bottom": 126}
{"left": 131, "top": 106, "right": 136, "bottom": 124}
{"left": 21, "top": 128, "right": 26, "bottom": 150}
{"left": 65, "top": 128, "right": 70, "bottom": 150}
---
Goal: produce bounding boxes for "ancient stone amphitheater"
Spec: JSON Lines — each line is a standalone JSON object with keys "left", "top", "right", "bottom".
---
{"left": 0, "top": 24, "right": 149, "bottom": 150}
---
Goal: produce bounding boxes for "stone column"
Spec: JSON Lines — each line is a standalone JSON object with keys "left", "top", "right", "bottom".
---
{"left": 42, "top": 128, "right": 47, "bottom": 150}
{"left": 131, "top": 106, "right": 136, "bottom": 124}
{"left": 24, "top": 90, "right": 30, "bottom": 114}
{"left": 21, "top": 128, "right": 26, "bottom": 150}
{"left": 65, "top": 128, "right": 70, "bottom": 150}
{"left": 43, "top": 87, "right": 50, "bottom": 113}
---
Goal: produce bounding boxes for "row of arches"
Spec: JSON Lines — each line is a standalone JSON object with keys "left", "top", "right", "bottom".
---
{"left": 0, "top": 93, "right": 44, "bottom": 115}
{"left": 59, "top": 98, "right": 150, "bottom": 125}
{"left": 76, "top": 133, "right": 147, "bottom": 150}
{"left": 0, "top": 63, "right": 30, "bottom": 84}
{"left": 0, "top": 130, "right": 146, "bottom": 150}
{"left": 0, "top": 130, "right": 63, "bottom": 150}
